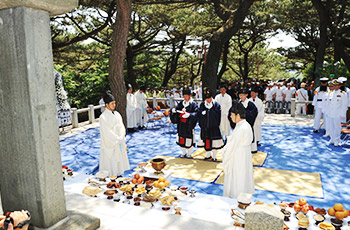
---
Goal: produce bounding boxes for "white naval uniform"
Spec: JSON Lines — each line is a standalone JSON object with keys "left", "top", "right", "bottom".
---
{"left": 99, "top": 109, "right": 130, "bottom": 176}
{"left": 222, "top": 119, "right": 254, "bottom": 199}
{"left": 215, "top": 93, "right": 232, "bottom": 137}
{"left": 312, "top": 87, "right": 328, "bottom": 130}
{"left": 328, "top": 90, "right": 348, "bottom": 145}
{"left": 134, "top": 90, "right": 149, "bottom": 127}
{"left": 264, "top": 88, "right": 275, "bottom": 113}
{"left": 322, "top": 91, "right": 331, "bottom": 136}
{"left": 250, "top": 96, "right": 264, "bottom": 143}
{"left": 296, "top": 88, "right": 308, "bottom": 115}
{"left": 126, "top": 93, "right": 138, "bottom": 129}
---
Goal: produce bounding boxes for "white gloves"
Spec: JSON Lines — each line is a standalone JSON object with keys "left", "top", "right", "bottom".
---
{"left": 182, "top": 112, "right": 190, "bottom": 118}
{"left": 117, "top": 136, "right": 124, "bottom": 144}
{"left": 202, "top": 110, "right": 206, "bottom": 115}
{"left": 172, "top": 108, "right": 176, "bottom": 113}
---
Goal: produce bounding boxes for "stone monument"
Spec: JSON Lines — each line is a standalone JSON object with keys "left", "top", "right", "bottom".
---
{"left": 0, "top": 1, "right": 99, "bottom": 229}
{"left": 245, "top": 204, "right": 284, "bottom": 230}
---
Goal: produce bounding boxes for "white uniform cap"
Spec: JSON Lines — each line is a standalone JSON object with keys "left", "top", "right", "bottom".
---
{"left": 268, "top": 83, "right": 273, "bottom": 86}
{"left": 287, "top": 83, "right": 292, "bottom": 86}
{"left": 338, "top": 77, "right": 347, "bottom": 83}
{"left": 300, "top": 83, "right": 306, "bottom": 87}
{"left": 278, "top": 82, "right": 283, "bottom": 85}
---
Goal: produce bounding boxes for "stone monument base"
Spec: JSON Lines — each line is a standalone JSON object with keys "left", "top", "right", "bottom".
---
{"left": 30, "top": 211, "right": 100, "bottom": 230}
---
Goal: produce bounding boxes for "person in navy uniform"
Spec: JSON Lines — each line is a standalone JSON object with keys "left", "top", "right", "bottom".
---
{"left": 197, "top": 87, "right": 225, "bottom": 161}
{"left": 170, "top": 86, "right": 198, "bottom": 158}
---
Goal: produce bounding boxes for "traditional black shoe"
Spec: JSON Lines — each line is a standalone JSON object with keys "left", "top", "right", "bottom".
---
{"left": 257, "top": 141, "right": 261, "bottom": 146}
{"left": 251, "top": 151, "right": 258, "bottom": 154}
{"left": 212, "top": 158, "right": 217, "bottom": 162}
{"left": 313, "top": 129, "right": 319, "bottom": 133}
{"left": 204, "top": 156, "right": 212, "bottom": 160}
{"left": 128, "top": 128, "right": 136, "bottom": 133}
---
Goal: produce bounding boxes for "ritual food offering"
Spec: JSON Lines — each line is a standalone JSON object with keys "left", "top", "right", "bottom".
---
{"left": 134, "top": 185, "right": 146, "bottom": 194}
{"left": 143, "top": 195, "right": 158, "bottom": 203}
{"left": 163, "top": 110, "right": 170, "bottom": 117}
{"left": 160, "top": 196, "right": 178, "bottom": 206}
{"left": 120, "top": 184, "right": 134, "bottom": 192}
{"left": 319, "top": 222, "right": 335, "bottom": 230}
{"left": 107, "top": 182, "right": 120, "bottom": 189}
{"left": 153, "top": 176, "right": 170, "bottom": 189}
{"left": 294, "top": 198, "right": 310, "bottom": 214}
{"left": 82, "top": 186, "right": 103, "bottom": 197}
{"left": 174, "top": 207, "right": 182, "bottom": 215}
{"left": 296, "top": 213, "right": 307, "bottom": 220}
{"left": 110, "top": 176, "right": 117, "bottom": 181}
{"left": 255, "top": 201, "right": 264, "bottom": 205}
{"left": 331, "top": 218, "right": 343, "bottom": 227}
{"left": 314, "top": 208, "right": 327, "bottom": 215}
{"left": 298, "top": 217, "right": 309, "bottom": 228}
{"left": 314, "top": 214, "right": 325, "bottom": 225}
{"left": 328, "top": 203, "right": 348, "bottom": 220}
{"left": 131, "top": 173, "right": 144, "bottom": 184}
{"left": 103, "top": 190, "right": 116, "bottom": 196}
{"left": 279, "top": 202, "right": 288, "bottom": 210}
{"left": 149, "top": 188, "right": 162, "bottom": 198}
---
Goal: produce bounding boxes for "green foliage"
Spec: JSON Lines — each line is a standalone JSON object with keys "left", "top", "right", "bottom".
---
{"left": 303, "top": 60, "right": 350, "bottom": 80}
{"left": 54, "top": 57, "right": 110, "bottom": 108}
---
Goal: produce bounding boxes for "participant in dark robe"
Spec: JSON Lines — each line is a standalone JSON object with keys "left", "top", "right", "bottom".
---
{"left": 229, "top": 87, "right": 258, "bottom": 153}
{"left": 197, "top": 87, "right": 225, "bottom": 161}
{"left": 170, "top": 86, "right": 198, "bottom": 158}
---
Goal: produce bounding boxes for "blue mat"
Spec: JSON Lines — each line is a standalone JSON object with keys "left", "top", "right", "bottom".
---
{"left": 60, "top": 123, "right": 350, "bottom": 209}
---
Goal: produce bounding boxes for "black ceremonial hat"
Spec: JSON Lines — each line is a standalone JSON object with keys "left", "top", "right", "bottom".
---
{"left": 182, "top": 85, "right": 191, "bottom": 95}
{"left": 203, "top": 87, "right": 213, "bottom": 99}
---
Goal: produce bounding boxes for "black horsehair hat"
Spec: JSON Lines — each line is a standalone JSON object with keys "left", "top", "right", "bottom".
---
{"left": 238, "top": 86, "right": 249, "bottom": 94}
{"left": 182, "top": 85, "right": 191, "bottom": 95}
{"left": 203, "top": 87, "right": 213, "bottom": 99}
{"left": 104, "top": 91, "right": 115, "bottom": 104}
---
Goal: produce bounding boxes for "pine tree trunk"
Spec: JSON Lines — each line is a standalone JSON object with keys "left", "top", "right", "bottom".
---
{"left": 108, "top": 0, "right": 132, "bottom": 126}
{"left": 126, "top": 43, "right": 137, "bottom": 89}
{"left": 201, "top": 0, "right": 256, "bottom": 93}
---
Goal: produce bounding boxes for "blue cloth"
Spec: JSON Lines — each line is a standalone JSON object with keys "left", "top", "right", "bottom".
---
{"left": 60, "top": 123, "right": 350, "bottom": 208}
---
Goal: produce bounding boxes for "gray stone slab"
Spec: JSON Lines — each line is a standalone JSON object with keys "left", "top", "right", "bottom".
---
{"left": 31, "top": 211, "right": 100, "bottom": 230}
{"left": 0, "top": 6, "right": 66, "bottom": 228}
{"left": 0, "top": 0, "right": 78, "bottom": 16}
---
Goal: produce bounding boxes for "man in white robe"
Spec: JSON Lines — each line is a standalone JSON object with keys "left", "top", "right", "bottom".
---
{"left": 215, "top": 85, "right": 232, "bottom": 139}
{"left": 222, "top": 103, "right": 255, "bottom": 199}
{"left": 250, "top": 87, "right": 264, "bottom": 146}
{"left": 126, "top": 84, "right": 138, "bottom": 132}
{"left": 134, "top": 86, "right": 149, "bottom": 129}
{"left": 99, "top": 91, "right": 130, "bottom": 176}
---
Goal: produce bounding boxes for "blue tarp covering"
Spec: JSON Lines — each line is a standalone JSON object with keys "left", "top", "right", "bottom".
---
{"left": 60, "top": 123, "right": 350, "bottom": 208}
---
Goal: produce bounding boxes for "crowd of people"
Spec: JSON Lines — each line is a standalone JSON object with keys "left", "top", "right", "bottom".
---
{"left": 98, "top": 75, "right": 349, "bottom": 199}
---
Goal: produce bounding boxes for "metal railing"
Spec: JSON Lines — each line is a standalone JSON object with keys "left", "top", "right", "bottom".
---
{"left": 70, "top": 104, "right": 104, "bottom": 128}
{"left": 68, "top": 98, "right": 312, "bottom": 129}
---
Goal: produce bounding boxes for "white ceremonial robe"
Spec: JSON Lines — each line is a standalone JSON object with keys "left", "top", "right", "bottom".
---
{"left": 126, "top": 93, "right": 137, "bottom": 128}
{"left": 222, "top": 119, "right": 255, "bottom": 199}
{"left": 215, "top": 93, "right": 232, "bottom": 137}
{"left": 99, "top": 109, "right": 130, "bottom": 176}
{"left": 250, "top": 97, "right": 264, "bottom": 142}
{"left": 134, "top": 90, "right": 149, "bottom": 127}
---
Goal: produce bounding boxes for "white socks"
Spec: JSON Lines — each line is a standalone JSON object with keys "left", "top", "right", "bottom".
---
{"left": 212, "top": 150, "right": 218, "bottom": 160}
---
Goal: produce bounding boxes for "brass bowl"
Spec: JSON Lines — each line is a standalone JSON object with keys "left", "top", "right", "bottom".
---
{"left": 150, "top": 158, "right": 166, "bottom": 175}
